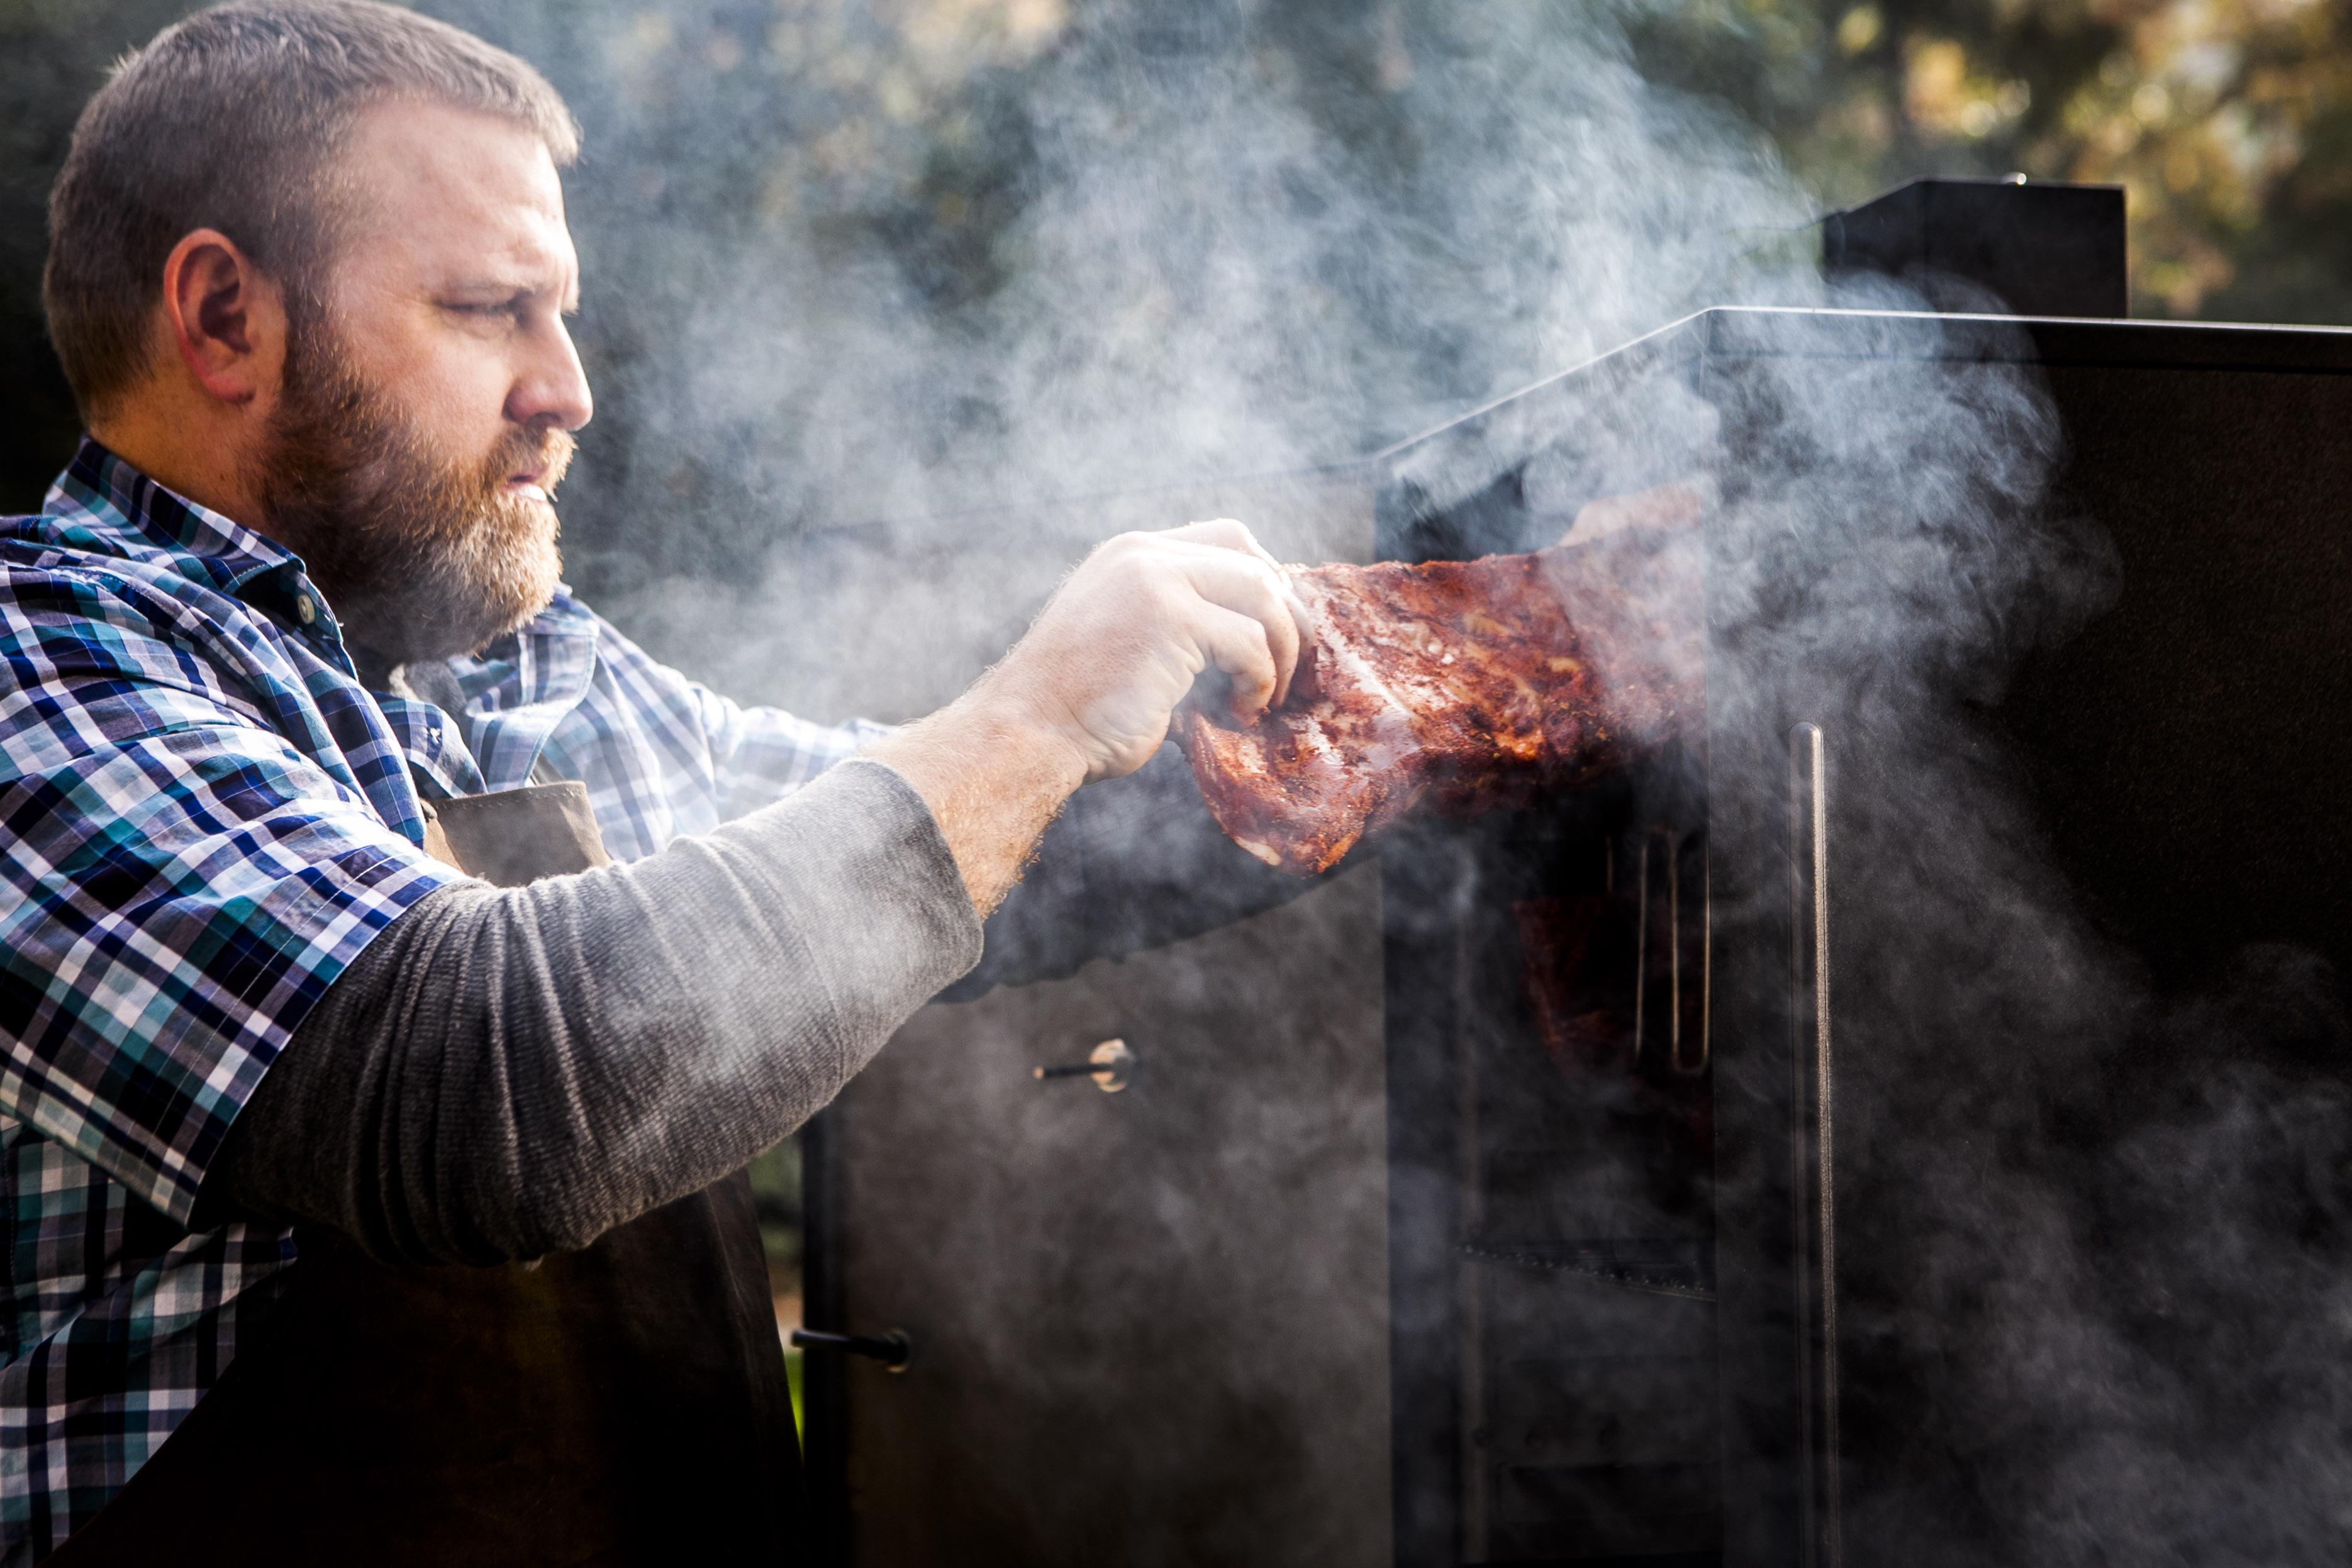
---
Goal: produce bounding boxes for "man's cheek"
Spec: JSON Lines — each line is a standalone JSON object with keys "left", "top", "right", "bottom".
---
{"left": 412, "top": 349, "right": 510, "bottom": 435}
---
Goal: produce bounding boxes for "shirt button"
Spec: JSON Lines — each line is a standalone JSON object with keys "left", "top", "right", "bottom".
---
{"left": 295, "top": 594, "right": 317, "bottom": 626}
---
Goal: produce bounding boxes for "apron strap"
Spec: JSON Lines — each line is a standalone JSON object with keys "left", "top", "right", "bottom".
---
{"left": 421, "top": 781, "right": 613, "bottom": 885}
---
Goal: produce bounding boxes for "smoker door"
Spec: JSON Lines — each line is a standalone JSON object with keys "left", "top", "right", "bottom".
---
{"left": 1376, "top": 307, "right": 2352, "bottom": 1568}
{"left": 803, "top": 869, "right": 1390, "bottom": 1567}
{"left": 1706, "top": 312, "right": 2352, "bottom": 1568}
{"left": 800, "top": 470, "right": 1391, "bottom": 1568}
{"left": 1768, "top": 319, "right": 2352, "bottom": 1568}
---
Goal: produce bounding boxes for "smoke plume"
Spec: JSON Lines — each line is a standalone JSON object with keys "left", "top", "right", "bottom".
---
{"left": 283, "top": 1, "right": 2352, "bottom": 1560}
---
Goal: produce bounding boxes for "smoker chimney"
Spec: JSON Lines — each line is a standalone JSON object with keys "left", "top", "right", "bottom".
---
{"left": 1822, "top": 177, "right": 2127, "bottom": 318}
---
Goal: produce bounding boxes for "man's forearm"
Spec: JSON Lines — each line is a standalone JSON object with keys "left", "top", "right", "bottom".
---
{"left": 205, "top": 759, "right": 981, "bottom": 1265}
{"left": 942, "top": 742, "right": 1329, "bottom": 998}
{"left": 863, "top": 682, "right": 1090, "bottom": 917}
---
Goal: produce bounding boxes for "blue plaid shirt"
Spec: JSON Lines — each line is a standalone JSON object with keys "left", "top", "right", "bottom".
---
{"left": 0, "top": 439, "right": 883, "bottom": 1560}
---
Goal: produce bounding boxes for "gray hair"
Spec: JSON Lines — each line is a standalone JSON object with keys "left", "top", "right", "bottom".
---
{"left": 43, "top": 1, "right": 580, "bottom": 420}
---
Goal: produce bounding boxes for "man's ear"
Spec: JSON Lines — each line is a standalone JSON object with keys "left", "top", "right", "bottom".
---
{"left": 159, "top": 228, "right": 287, "bottom": 409}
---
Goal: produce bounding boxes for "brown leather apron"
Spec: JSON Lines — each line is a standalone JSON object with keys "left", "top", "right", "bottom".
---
{"left": 48, "top": 784, "right": 806, "bottom": 1566}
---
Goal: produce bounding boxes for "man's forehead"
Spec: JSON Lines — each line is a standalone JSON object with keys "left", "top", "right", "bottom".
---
{"left": 338, "top": 98, "right": 577, "bottom": 294}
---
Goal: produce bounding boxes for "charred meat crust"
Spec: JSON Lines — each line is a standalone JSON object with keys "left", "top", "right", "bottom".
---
{"left": 1177, "top": 532, "right": 1702, "bottom": 876}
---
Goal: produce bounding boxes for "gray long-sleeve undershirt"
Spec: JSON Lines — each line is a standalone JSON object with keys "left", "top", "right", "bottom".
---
{"left": 205, "top": 757, "right": 981, "bottom": 1266}
{"left": 204, "top": 741, "right": 1317, "bottom": 1267}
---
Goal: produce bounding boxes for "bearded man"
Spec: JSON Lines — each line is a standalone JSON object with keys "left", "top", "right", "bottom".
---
{"left": 0, "top": 4, "right": 1312, "bottom": 1562}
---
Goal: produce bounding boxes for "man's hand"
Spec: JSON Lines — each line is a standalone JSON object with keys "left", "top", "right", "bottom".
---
{"left": 867, "top": 519, "right": 1304, "bottom": 916}
{"left": 983, "top": 518, "right": 1306, "bottom": 782}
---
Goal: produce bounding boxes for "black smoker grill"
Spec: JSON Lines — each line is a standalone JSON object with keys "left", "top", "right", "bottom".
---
{"left": 805, "top": 185, "right": 2352, "bottom": 1565}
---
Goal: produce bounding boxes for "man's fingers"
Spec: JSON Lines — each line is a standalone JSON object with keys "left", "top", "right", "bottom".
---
{"left": 1168, "top": 517, "right": 1283, "bottom": 573}
{"left": 1188, "top": 603, "right": 1284, "bottom": 725}
{"left": 1173, "top": 548, "right": 1302, "bottom": 709}
{"left": 1013, "top": 518, "right": 1312, "bottom": 781}
{"left": 1152, "top": 523, "right": 1313, "bottom": 667}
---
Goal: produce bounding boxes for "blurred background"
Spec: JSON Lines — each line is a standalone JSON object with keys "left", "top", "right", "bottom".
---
{"left": 4, "top": 0, "right": 2348, "bottom": 1409}
{"left": 9, "top": 2, "right": 2351, "bottom": 534}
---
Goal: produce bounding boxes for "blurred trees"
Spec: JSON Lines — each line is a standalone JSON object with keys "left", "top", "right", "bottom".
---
{"left": 1631, "top": 0, "right": 2352, "bottom": 318}
{"left": 2, "top": 0, "right": 2349, "bottom": 524}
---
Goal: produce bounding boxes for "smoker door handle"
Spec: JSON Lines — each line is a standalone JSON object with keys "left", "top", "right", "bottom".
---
{"left": 1790, "top": 722, "right": 1843, "bottom": 1568}
{"left": 791, "top": 1326, "right": 913, "bottom": 1372}
{"left": 1032, "top": 1038, "right": 1135, "bottom": 1091}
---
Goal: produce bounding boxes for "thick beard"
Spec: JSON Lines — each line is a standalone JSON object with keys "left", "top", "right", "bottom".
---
{"left": 257, "top": 321, "right": 571, "bottom": 670}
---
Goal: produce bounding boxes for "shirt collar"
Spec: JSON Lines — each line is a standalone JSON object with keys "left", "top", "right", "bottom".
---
{"left": 45, "top": 435, "right": 315, "bottom": 603}
{"left": 438, "top": 592, "right": 601, "bottom": 789}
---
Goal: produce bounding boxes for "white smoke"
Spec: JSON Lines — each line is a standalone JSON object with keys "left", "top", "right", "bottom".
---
{"left": 413, "top": 3, "right": 2352, "bottom": 1562}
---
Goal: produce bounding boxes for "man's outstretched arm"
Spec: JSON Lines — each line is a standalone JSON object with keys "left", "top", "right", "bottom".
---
{"left": 205, "top": 520, "right": 1303, "bottom": 1263}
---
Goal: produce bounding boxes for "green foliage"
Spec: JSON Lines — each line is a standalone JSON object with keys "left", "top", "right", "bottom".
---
{"left": 1, "top": 1, "right": 2346, "bottom": 544}
{"left": 746, "top": 1134, "right": 804, "bottom": 1276}
{"left": 1628, "top": 0, "right": 2352, "bottom": 317}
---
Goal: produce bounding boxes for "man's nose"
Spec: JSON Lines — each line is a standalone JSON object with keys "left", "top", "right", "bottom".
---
{"left": 508, "top": 318, "right": 594, "bottom": 432}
